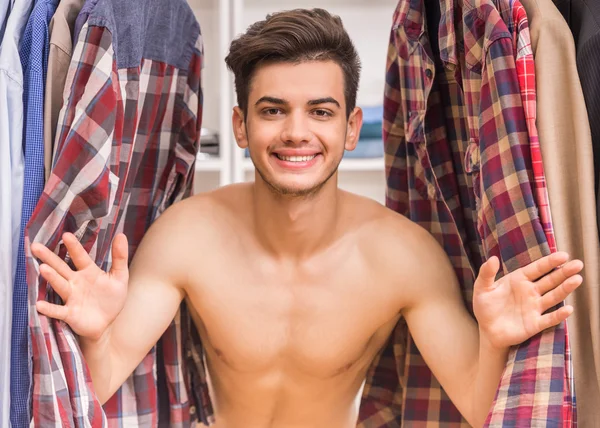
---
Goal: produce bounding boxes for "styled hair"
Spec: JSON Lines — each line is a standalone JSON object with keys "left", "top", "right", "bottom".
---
{"left": 225, "top": 8, "right": 361, "bottom": 118}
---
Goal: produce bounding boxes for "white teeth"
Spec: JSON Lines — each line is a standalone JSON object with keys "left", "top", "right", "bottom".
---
{"left": 277, "top": 154, "right": 316, "bottom": 162}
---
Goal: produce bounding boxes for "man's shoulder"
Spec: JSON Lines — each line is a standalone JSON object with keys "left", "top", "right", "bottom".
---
{"left": 349, "top": 198, "right": 457, "bottom": 308}
{"left": 345, "top": 193, "right": 428, "bottom": 250}
{"left": 138, "top": 184, "right": 251, "bottom": 265}
{"left": 347, "top": 195, "right": 448, "bottom": 275}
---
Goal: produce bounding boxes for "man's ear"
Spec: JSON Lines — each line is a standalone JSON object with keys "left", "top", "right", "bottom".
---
{"left": 232, "top": 106, "right": 248, "bottom": 149}
{"left": 344, "top": 106, "right": 363, "bottom": 152}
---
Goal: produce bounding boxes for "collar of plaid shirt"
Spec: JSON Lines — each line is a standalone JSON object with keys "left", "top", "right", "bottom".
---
{"left": 359, "top": 0, "right": 571, "bottom": 426}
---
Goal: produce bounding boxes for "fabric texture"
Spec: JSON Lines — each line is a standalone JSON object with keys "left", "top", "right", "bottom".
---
{"left": 524, "top": 0, "right": 600, "bottom": 421}
{"left": 0, "top": 0, "right": 34, "bottom": 423}
{"left": 493, "top": 1, "right": 575, "bottom": 424}
{"left": 44, "top": 0, "right": 84, "bottom": 181}
{"left": 553, "top": 0, "right": 600, "bottom": 211}
{"left": 495, "top": 0, "right": 557, "bottom": 254}
{"left": 28, "top": 0, "right": 206, "bottom": 426}
{"left": 11, "top": 1, "right": 59, "bottom": 427}
{"left": 0, "top": 0, "right": 15, "bottom": 44}
{"left": 71, "top": 0, "right": 99, "bottom": 47}
{"left": 373, "top": 0, "right": 569, "bottom": 425}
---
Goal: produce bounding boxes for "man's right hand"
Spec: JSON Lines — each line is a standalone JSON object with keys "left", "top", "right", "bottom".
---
{"left": 32, "top": 232, "right": 129, "bottom": 341}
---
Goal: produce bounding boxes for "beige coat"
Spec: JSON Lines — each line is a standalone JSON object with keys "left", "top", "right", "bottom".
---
{"left": 43, "top": 0, "right": 85, "bottom": 180}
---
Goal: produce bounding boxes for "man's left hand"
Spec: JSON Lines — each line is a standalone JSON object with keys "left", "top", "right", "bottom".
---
{"left": 473, "top": 252, "right": 583, "bottom": 350}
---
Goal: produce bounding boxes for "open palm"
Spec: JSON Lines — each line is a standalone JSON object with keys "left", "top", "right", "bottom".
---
{"left": 32, "top": 232, "right": 130, "bottom": 341}
{"left": 473, "top": 252, "right": 583, "bottom": 349}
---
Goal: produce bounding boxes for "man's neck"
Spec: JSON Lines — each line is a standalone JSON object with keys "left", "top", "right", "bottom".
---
{"left": 252, "top": 177, "right": 341, "bottom": 261}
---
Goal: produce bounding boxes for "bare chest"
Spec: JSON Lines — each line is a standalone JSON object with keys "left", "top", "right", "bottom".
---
{"left": 186, "top": 259, "right": 401, "bottom": 378}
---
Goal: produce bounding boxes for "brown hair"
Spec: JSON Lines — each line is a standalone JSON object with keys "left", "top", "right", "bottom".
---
{"left": 225, "top": 8, "right": 361, "bottom": 118}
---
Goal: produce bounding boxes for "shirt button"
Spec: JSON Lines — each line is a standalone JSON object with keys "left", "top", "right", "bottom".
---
{"left": 189, "top": 405, "right": 196, "bottom": 415}
{"left": 427, "top": 183, "right": 437, "bottom": 199}
{"left": 425, "top": 68, "right": 433, "bottom": 79}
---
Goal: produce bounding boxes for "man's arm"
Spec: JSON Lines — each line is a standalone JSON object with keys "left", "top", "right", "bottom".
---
{"left": 382, "top": 219, "right": 582, "bottom": 427}
{"left": 33, "top": 202, "right": 195, "bottom": 403}
{"left": 88, "top": 210, "right": 189, "bottom": 403}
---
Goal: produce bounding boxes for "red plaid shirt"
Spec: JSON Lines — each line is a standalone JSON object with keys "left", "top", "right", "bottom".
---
{"left": 28, "top": 1, "right": 210, "bottom": 425}
{"left": 369, "top": 0, "right": 570, "bottom": 425}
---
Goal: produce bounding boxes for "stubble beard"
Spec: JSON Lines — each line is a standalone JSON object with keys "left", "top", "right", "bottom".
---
{"left": 254, "top": 158, "right": 340, "bottom": 200}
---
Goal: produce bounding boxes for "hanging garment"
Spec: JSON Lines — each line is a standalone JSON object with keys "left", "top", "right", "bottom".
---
{"left": 375, "top": 0, "right": 570, "bottom": 425}
{"left": 43, "top": 0, "right": 85, "bottom": 181}
{"left": 492, "top": 1, "right": 575, "bottom": 423}
{"left": 0, "top": 0, "right": 14, "bottom": 45}
{"left": 495, "top": 0, "right": 557, "bottom": 253}
{"left": 522, "top": 0, "right": 600, "bottom": 421}
{"left": 553, "top": 0, "right": 600, "bottom": 235}
{"left": 0, "top": 0, "right": 34, "bottom": 424}
{"left": 72, "top": 0, "right": 99, "bottom": 47}
{"left": 10, "top": 1, "right": 60, "bottom": 426}
{"left": 28, "top": 0, "right": 204, "bottom": 425}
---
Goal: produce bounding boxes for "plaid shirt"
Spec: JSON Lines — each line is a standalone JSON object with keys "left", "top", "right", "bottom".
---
{"left": 495, "top": 1, "right": 575, "bottom": 423}
{"left": 372, "top": 0, "right": 570, "bottom": 425}
{"left": 28, "top": 0, "right": 208, "bottom": 425}
{"left": 495, "top": 0, "right": 557, "bottom": 256}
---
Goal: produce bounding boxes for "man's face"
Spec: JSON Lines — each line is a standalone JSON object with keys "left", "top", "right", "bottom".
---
{"left": 233, "top": 60, "right": 362, "bottom": 197}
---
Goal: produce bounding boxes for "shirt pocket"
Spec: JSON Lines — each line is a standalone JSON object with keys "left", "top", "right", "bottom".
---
{"left": 405, "top": 110, "right": 445, "bottom": 202}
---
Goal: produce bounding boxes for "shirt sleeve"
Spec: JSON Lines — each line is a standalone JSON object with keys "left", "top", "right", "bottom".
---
{"left": 163, "top": 37, "right": 203, "bottom": 208}
{"left": 477, "top": 36, "right": 567, "bottom": 427}
{"left": 383, "top": 26, "right": 409, "bottom": 216}
{"left": 475, "top": 36, "right": 549, "bottom": 271}
{"left": 29, "top": 23, "right": 118, "bottom": 427}
{"left": 157, "top": 34, "right": 213, "bottom": 426}
{"left": 357, "top": 24, "right": 407, "bottom": 425}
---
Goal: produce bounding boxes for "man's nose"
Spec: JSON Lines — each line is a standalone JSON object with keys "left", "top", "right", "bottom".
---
{"left": 280, "top": 110, "right": 312, "bottom": 144}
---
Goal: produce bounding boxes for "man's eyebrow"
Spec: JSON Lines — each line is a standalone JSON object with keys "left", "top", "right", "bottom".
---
{"left": 255, "top": 96, "right": 288, "bottom": 106}
{"left": 307, "top": 97, "right": 340, "bottom": 108}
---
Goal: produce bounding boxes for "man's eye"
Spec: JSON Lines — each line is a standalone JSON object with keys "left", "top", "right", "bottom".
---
{"left": 264, "top": 108, "right": 281, "bottom": 115}
{"left": 313, "top": 109, "right": 332, "bottom": 117}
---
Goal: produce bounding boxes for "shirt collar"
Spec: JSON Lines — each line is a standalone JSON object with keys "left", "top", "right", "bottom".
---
{"left": 395, "top": 0, "right": 459, "bottom": 66}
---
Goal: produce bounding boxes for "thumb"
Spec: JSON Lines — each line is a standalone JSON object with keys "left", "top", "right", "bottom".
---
{"left": 110, "top": 233, "right": 129, "bottom": 278}
{"left": 476, "top": 256, "right": 500, "bottom": 290}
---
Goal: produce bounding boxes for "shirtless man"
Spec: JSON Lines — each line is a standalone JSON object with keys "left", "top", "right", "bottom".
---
{"left": 32, "top": 8, "right": 583, "bottom": 428}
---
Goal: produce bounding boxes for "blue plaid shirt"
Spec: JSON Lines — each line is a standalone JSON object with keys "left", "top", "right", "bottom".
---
{"left": 11, "top": 0, "right": 59, "bottom": 426}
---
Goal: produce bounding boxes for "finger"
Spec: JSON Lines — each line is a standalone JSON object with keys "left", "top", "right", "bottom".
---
{"left": 63, "top": 233, "right": 93, "bottom": 271}
{"left": 109, "top": 234, "right": 129, "bottom": 275}
{"left": 521, "top": 252, "right": 570, "bottom": 282}
{"left": 537, "top": 305, "right": 573, "bottom": 331}
{"left": 476, "top": 256, "right": 500, "bottom": 290}
{"left": 536, "top": 259, "right": 584, "bottom": 295}
{"left": 540, "top": 275, "right": 583, "bottom": 311}
{"left": 39, "top": 264, "right": 72, "bottom": 302}
{"left": 36, "top": 300, "right": 69, "bottom": 321}
{"left": 31, "top": 242, "right": 73, "bottom": 280}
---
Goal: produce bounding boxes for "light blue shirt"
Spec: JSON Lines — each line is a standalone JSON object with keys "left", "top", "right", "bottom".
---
{"left": 0, "top": 0, "right": 34, "bottom": 424}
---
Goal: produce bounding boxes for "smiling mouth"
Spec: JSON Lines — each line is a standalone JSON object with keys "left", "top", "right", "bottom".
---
{"left": 275, "top": 154, "right": 318, "bottom": 162}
